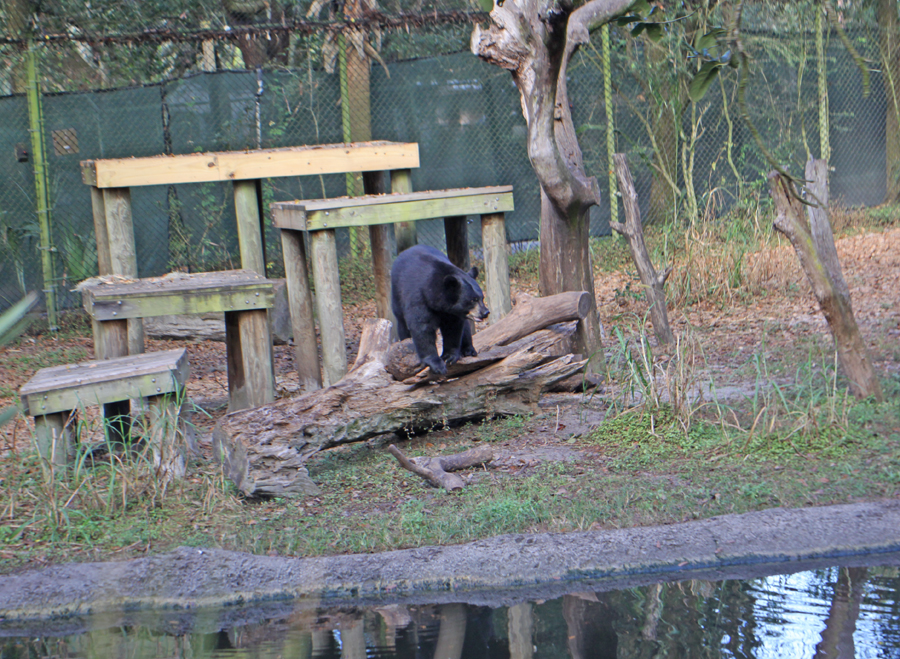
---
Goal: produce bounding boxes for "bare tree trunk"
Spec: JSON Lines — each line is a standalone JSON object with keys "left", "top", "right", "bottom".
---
{"left": 878, "top": 0, "right": 900, "bottom": 203}
{"left": 472, "top": 0, "right": 638, "bottom": 379}
{"left": 611, "top": 153, "right": 674, "bottom": 344}
{"left": 768, "top": 163, "right": 883, "bottom": 401}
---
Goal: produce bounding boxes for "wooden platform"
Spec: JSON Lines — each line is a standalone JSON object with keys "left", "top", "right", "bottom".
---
{"left": 272, "top": 186, "right": 514, "bottom": 231}
{"left": 81, "top": 270, "right": 274, "bottom": 321}
{"left": 20, "top": 349, "right": 189, "bottom": 472}
{"left": 271, "top": 185, "right": 515, "bottom": 388}
{"left": 81, "top": 270, "right": 276, "bottom": 412}
{"left": 20, "top": 349, "right": 189, "bottom": 417}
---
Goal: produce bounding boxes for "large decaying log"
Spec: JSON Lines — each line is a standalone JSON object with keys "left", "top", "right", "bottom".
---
{"left": 768, "top": 162, "right": 883, "bottom": 401}
{"left": 213, "top": 296, "right": 588, "bottom": 497}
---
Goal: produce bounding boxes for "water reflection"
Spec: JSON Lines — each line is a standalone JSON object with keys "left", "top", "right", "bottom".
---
{"left": 3, "top": 560, "right": 900, "bottom": 658}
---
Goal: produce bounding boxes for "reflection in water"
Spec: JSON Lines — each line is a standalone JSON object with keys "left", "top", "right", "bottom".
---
{"left": 3, "top": 562, "right": 900, "bottom": 658}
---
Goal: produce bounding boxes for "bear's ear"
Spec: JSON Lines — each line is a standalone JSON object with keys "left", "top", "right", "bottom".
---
{"left": 468, "top": 266, "right": 479, "bottom": 279}
{"left": 443, "top": 274, "right": 462, "bottom": 298}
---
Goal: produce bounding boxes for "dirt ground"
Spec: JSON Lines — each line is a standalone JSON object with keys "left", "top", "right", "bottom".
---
{"left": 0, "top": 227, "right": 898, "bottom": 620}
{"left": 3, "top": 227, "right": 897, "bottom": 449}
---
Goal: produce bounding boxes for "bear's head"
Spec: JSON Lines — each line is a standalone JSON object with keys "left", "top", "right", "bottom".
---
{"left": 444, "top": 267, "right": 489, "bottom": 322}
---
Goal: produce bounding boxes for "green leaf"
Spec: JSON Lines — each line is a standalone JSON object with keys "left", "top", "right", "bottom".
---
{"left": 631, "top": 22, "right": 646, "bottom": 38}
{"left": 478, "top": 0, "right": 493, "bottom": 12}
{"left": 644, "top": 23, "right": 664, "bottom": 42}
{"left": 0, "top": 405, "right": 20, "bottom": 428}
{"left": 632, "top": 0, "right": 651, "bottom": 16}
{"left": 694, "top": 27, "right": 726, "bottom": 53}
{"left": 0, "top": 292, "right": 37, "bottom": 346}
{"left": 689, "top": 60, "right": 722, "bottom": 102}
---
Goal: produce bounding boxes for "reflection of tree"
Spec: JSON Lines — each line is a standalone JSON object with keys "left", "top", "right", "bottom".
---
{"left": 814, "top": 567, "right": 869, "bottom": 659}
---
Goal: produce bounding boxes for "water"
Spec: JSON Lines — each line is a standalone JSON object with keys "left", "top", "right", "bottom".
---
{"left": 3, "top": 556, "right": 900, "bottom": 658}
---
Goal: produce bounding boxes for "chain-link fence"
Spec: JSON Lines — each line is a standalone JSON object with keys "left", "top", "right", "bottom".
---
{"left": 0, "top": 4, "right": 895, "bottom": 316}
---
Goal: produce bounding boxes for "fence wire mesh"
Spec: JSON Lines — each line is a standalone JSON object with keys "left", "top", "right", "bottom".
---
{"left": 0, "top": 4, "right": 895, "bottom": 316}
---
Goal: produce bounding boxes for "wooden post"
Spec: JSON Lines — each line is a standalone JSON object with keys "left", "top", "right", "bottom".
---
{"left": 90, "top": 187, "right": 112, "bottom": 275}
{"left": 92, "top": 317, "right": 130, "bottom": 443}
{"left": 480, "top": 212, "right": 512, "bottom": 322}
{"left": 309, "top": 229, "right": 347, "bottom": 386}
{"left": 391, "top": 169, "right": 416, "bottom": 252}
{"left": 33, "top": 411, "right": 75, "bottom": 469}
{"left": 147, "top": 391, "right": 185, "bottom": 481}
{"left": 280, "top": 229, "right": 322, "bottom": 392}
{"left": 444, "top": 215, "right": 470, "bottom": 271}
{"left": 233, "top": 179, "right": 267, "bottom": 275}
{"left": 612, "top": 153, "right": 674, "bottom": 345}
{"left": 102, "top": 187, "right": 144, "bottom": 355}
{"left": 363, "top": 171, "right": 394, "bottom": 324}
{"left": 224, "top": 309, "right": 275, "bottom": 411}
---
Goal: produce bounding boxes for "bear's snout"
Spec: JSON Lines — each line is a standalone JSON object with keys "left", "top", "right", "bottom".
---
{"left": 468, "top": 301, "right": 490, "bottom": 322}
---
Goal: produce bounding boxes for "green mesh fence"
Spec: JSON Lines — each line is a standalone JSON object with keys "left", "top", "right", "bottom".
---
{"left": 0, "top": 8, "right": 896, "bottom": 315}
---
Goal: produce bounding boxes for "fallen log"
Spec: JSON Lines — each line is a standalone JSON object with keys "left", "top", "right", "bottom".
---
{"left": 213, "top": 318, "right": 586, "bottom": 497}
{"left": 387, "top": 444, "right": 493, "bottom": 491}
{"left": 384, "top": 291, "right": 590, "bottom": 380}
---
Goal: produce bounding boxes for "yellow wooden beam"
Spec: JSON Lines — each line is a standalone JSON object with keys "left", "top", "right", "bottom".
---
{"left": 81, "top": 142, "right": 420, "bottom": 189}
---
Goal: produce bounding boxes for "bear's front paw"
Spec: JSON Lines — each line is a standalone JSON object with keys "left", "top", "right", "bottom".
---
{"left": 442, "top": 350, "right": 462, "bottom": 366}
{"left": 424, "top": 356, "right": 448, "bottom": 375}
{"left": 461, "top": 345, "right": 478, "bottom": 358}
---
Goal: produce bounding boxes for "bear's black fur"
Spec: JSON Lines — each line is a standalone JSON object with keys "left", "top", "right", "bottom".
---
{"left": 391, "top": 244, "right": 490, "bottom": 375}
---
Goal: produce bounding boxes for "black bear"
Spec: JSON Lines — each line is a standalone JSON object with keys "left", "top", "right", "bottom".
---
{"left": 391, "top": 244, "right": 490, "bottom": 375}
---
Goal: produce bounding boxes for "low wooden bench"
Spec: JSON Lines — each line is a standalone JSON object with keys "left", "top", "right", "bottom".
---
{"left": 19, "top": 349, "right": 189, "bottom": 477}
{"left": 271, "top": 185, "right": 515, "bottom": 389}
{"left": 80, "top": 270, "right": 275, "bottom": 412}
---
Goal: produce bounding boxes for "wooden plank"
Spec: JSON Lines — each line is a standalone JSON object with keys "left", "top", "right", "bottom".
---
{"left": 309, "top": 229, "right": 347, "bottom": 386}
{"left": 82, "top": 142, "right": 420, "bottom": 189}
{"left": 233, "top": 180, "right": 266, "bottom": 275}
{"left": 271, "top": 186, "right": 514, "bottom": 232}
{"left": 82, "top": 271, "right": 274, "bottom": 321}
{"left": 20, "top": 349, "right": 189, "bottom": 417}
{"left": 280, "top": 229, "right": 322, "bottom": 392}
{"left": 481, "top": 212, "right": 513, "bottom": 323}
{"left": 225, "top": 309, "right": 275, "bottom": 411}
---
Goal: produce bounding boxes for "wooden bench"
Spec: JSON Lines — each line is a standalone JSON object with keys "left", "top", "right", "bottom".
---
{"left": 19, "top": 349, "right": 189, "bottom": 478}
{"left": 271, "top": 185, "right": 515, "bottom": 388}
{"left": 81, "top": 270, "right": 275, "bottom": 412}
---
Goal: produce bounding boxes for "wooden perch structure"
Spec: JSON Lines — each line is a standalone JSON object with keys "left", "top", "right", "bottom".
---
{"left": 768, "top": 160, "right": 882, "bottom": 401}
{"left": 212, "top": 292, "right": 590, "bottom": 497}
{"left": 387, "top": 444, "right": 493, "bottom": 491}
{"left": 611, "top": 154, "right": 674, "bottom": 345}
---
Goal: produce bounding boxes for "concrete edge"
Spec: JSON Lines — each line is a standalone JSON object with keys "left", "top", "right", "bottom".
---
{"left": 2, "top": 499, "right": 899, "bottom": 624}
